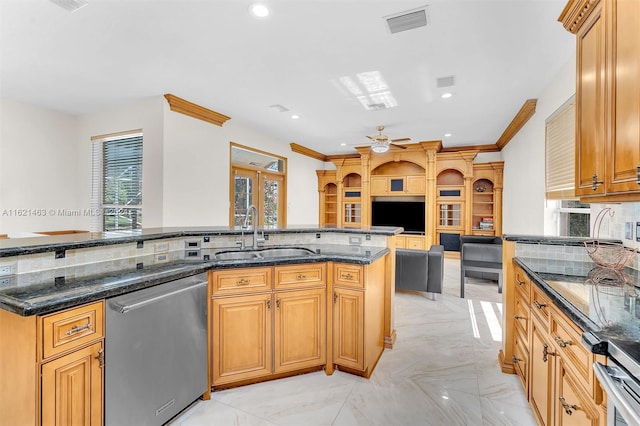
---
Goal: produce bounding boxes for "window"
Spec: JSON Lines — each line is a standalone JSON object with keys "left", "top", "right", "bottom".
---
{"left": 91, "top": 131, "right": 143, "bottom": 232}
{"left": 545, "top": 96, "right": 588, "bottom": 237}
{"left": 230, "top": 143, "right": 286, "bottom": 228}
{"left": 557, "top": 200, "right": 590, "bottom": 237}
{"left": 545, "top": 95, "right": 575, "bottom": 200}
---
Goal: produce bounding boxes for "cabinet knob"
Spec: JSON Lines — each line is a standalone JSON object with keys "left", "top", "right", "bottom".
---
{"left": 512, "top": 354, "right": 522, "bottom": 364}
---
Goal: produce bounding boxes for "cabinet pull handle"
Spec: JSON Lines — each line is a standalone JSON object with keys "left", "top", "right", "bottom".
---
{"left": 341, "top": 273, "right": 353, "bottom": 280}
{"left": 236, "top": 278, "right": 250, "bottom": 286}
{"left": 96, "top": 348, "right": 105, "bottom": 369}
{"left": 555, "top": 336, "right": 572, "bottom": 348}
{"left": 296, "top": 274, "right": 307, "bottom": 280}
{"left": 333, "top": 291, "right": 338, "bottom": 304}
{"left": 533, "top": 300, "right": 547, "bottom": 310}
{"left": 514, "top": 315, "right": 526, "bottom": 320}
{"left": 66, "top": 323, "right": 91, "bottom": 336}
{"left": 512, "top": 354, "right": 522, "bottom": 364}
{"left": 266, "top": 299, "right": 271, "bottom": 310}
{"left": 276, "top": 298, "right": 280, "bottom": 309}
{"left": 516, "top": 278, "right": 525, "bottom": 286}
{"left": 542, "top": 343, "right": 556, "bottom": 362}
{"left": 592, "top": 173, "right": 604, "bottom": 191}
{"left": 559, "top": 396, "right": 577, "bottom": 415}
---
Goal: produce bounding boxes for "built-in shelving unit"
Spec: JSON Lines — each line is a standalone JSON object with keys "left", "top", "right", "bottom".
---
{"left": 471, "top": 178, "right": 495, "bottom": 235}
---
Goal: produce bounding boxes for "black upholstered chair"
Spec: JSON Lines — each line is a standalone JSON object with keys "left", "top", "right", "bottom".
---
{"left": 395, "top": 245, "right": 444, "bottom": 299}
{"left": 459, "top": 235, "right": 503, "bottom": 298}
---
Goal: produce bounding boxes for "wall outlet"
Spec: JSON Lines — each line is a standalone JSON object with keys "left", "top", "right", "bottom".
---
{"left": 626, "top": 222, "right": 633, "bottom": 240}
{"left": 637, "top": 222, "right": 640, "bottom": 242}
{"left": 349, "top": 236, "right": 362, "bottom": 245}
{"left": 0, "top": 263, "right": 16, "bottom": 276}
{"left": 155, "top": 242, "right": 169, "bottom": 252}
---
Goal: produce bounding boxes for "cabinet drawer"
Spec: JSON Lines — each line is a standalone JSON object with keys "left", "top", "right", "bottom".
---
{"left": 514, "top": 292, "right": 530, "bottom": 342}
{"left": 530, "top": 285, "right": 551, "bottom": 325}
{"left": 405, "top": 237, "right": 425, "bottom": 250}
{"left": 514, "top": 267, "right": 531, "bottom": 303}
{"left": 212, "top": 267, "right": 272, "bottom": 295}
{"left": 41, "top": 301, "right": 104, "bottom": 360}
{"left": 274, "top": 263, "right": 326, "bottom": 290}
{"left": 513, "top": 327, "right": 529, "bottom": 396}
{"left": 334, "top": 264, "right": 364, "bottom": 288}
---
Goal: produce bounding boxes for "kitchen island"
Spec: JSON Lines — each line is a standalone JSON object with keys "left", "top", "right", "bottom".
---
{"left": 0, "top": 226, "right": 400, "bottom": 426}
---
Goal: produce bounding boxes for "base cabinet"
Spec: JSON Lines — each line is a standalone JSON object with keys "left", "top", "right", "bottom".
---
{"left": 41, "top": 341, "right": 104, "bottom": 426}
{"left": 0, "top": 300, "right": 105, "bottom": 426}
{"left": 507, "top": 264, "right": 605, "bottom": 426}
{"left": 331, "top": 259, "right": 385, "bottom": 377}
{"left": 211, "top": 264, "right": 327, "bottom": 387}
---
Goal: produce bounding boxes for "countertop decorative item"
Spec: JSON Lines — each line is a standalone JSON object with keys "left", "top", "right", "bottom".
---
{"left": 584, "top": 208, "right": 638, "bottom": 270}
{"left": 474, "top": 182, "right": 486, "bottom": 192}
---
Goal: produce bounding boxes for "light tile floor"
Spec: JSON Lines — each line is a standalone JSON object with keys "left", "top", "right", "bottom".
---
{"left": 168, "top": 258, "right": 537, "bottom": 426}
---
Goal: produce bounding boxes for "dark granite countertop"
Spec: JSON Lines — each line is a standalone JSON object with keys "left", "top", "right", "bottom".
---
{"left": 0, "top": 244, "right": 389, "bottom": 316}
{"left": 0, "top": 226, "right": 402, "bottom": 258}
{"left": 504, "top": 234, "right": 622, "bottom": 246}
{"left": 515, "top": 257, "right": 640, "bottom": 363}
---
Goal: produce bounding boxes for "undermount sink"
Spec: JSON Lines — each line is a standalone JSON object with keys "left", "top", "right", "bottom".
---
{"left": 214, "top": 247, "right": 316, "bottom": 261}
{"left": 255, "top": 247, "right": 316, "bottom": 258}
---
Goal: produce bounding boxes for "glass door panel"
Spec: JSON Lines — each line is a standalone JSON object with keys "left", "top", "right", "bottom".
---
{"left": 263, "top": 173, "right": 283, "bottom": 229}
{"left": 233, "top": 170, "right": 256, "bottom": 228}
{"left": 439, "top": 203, "right": 461, "bottom": 227}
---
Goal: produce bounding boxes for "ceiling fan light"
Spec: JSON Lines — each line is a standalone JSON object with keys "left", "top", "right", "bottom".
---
{"left": 371, "top": 141, "right": 389, "bottom": 153}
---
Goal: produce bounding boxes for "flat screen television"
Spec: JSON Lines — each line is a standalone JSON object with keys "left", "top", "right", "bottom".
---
{"left": 371, "top": 201, "right": 425, "bottom": 234}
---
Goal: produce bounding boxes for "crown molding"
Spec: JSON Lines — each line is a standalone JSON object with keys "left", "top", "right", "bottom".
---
{"left": 558, "top": 0, "right": 599, "bottom": 34}
{"left": 163, "top": 94, "right": 231, "bottom": 127}
{"left": 290, "top": 143, "right": 328, "bottom": 162}
{"left": 439, "top": 144, "right": 501, "bottom": 153}
{"left": 495, "top": 98, "right": 537, "bottom": 149}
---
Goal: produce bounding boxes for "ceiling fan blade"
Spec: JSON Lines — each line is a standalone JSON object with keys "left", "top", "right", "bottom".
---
{"left": 391, "top": 138, "right": 410, "bottom": 143}
{"left": 366, "top": 135, "right": 375, "bottom": 141}
{"left": 390, "top": 142, "right": 408, "bottom": 149}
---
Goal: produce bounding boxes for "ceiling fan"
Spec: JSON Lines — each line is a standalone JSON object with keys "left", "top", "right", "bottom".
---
{"left": 366, "top": 126, "right": 410, "bottom": 153}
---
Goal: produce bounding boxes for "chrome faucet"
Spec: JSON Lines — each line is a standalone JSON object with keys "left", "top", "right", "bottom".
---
{"left": 242, "top": 205, "right": 265, "bottom": 250}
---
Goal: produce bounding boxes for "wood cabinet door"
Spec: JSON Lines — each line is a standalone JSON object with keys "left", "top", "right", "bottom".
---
{"left": 273, "top": 288, "right": 326, "bottom": 373}
{"left": 606, "top": 0, "right": 640, "bottom": 194}
{"left": 575, "top": 1, "right": 606, "bottom": 196}
{"left": 406, "top": 175, "right": 425, "bottom": 194}
{"left": 212, "top": 294, "right": 272, "bottom": 385}
{"left": 332, "top": 288, "right": 364, "bottom": 370}
{"left": 41, "top": 341, "right": 103, "bottom": 426}
{"left": 555, "top": 357, "right": 601, "bottom": 426}
{"left": 370, "top": 176, "right": 388, "bottom": 195}
{"left": 530, "top": 318, "right": 554, "bottom": 426}
{"left": 405, "top": 236, "right": 425, "bottom": 250}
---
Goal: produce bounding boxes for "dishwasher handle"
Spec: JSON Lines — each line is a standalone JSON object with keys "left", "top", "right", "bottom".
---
{"left": 593, "top": 361, "right": 640, "bottom": 425}
{"left": 110, "top": 279, "right": 207, "bottom": 314}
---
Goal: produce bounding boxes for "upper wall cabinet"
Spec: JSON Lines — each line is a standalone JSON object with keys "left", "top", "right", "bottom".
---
{"left": 561, "top": 0, "right": 640, "bottom": 201}
{"left": 370, "top": 161, "right": 426, "bottom": 196}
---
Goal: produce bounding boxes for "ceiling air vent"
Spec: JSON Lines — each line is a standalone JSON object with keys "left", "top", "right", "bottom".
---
{"left": 385, "top": 7, "right": 428, "bottom": 34}
{"left": 268, "top": 104, "right": 290, "bottom": 113}
{"left": 48, "top": 0, "right": 88, "bottom": 12}
{"left": 437, "top": 75, "right": 456, "bottom": 88}
{"left": 367, "top": 103, "right": 387, "bottom": 111}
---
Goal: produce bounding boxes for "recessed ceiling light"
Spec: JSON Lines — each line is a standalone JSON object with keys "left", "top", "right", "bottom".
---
{"left": 291, "top": 114, "right": 300, "bottom": 119}
{"left": 340, "top": 143, "right": 347, "bottom": 146}
{"left": 441, "top": 92, "right": 453, "bottom": 99}
{"left": 444, "top": 133, "right": 452, "bottom": 137}
{"left": 250, "top": 4, "right": 269, "bottom": 18}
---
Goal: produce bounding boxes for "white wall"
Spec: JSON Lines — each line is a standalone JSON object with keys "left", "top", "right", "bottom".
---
{"left": 162, "top": 103, "right": 323, "bottom": 226}
{"left": 0, "top": 95, "right": 322, "bottom": 234}
{"left": 0, "top": 99, "right": 80, "bottom": 235}
{"left": 501, "top": 53, "right": 576, "bottom": 235}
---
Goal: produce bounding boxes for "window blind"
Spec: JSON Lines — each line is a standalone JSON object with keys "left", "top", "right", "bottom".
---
{"left": 91, "top": 131, "right": 143, "bottom": 232}
{"left": 545, "top": 96, "right": 575, "bottom": 200}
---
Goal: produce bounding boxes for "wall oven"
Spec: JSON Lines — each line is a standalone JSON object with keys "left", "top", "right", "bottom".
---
{"left": 593, "top": 341, "right": 640, "bottom": 426}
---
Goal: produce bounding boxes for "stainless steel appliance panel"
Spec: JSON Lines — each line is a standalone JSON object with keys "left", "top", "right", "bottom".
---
{"left": 105, "top": 273, "right": 208, "bottom": 426}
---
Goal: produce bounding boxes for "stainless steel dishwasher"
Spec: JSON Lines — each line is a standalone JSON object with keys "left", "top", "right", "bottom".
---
{"left": 105, "top": 273, "right": 208, "bottom": 426}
